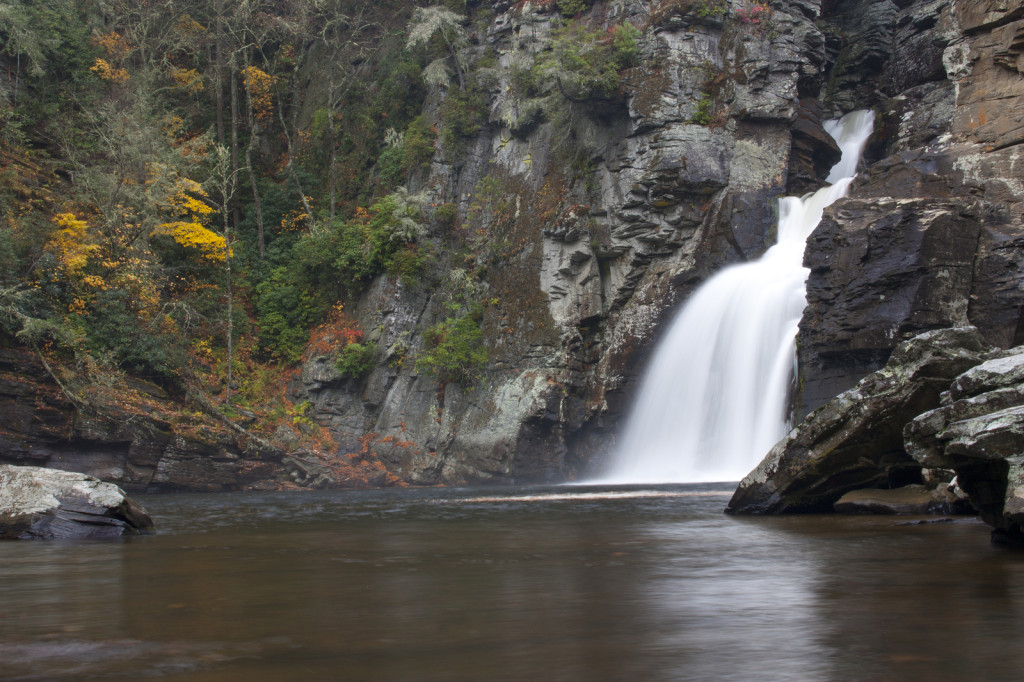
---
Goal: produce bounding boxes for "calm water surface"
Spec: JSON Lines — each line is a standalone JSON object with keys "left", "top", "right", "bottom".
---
{"left": 2, "top": 484, "right": 1023, "bottom": 681}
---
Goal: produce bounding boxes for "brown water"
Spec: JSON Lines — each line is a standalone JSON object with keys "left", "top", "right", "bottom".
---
{"left": 2, "top": 484, "right": 1023, "bottom": 681}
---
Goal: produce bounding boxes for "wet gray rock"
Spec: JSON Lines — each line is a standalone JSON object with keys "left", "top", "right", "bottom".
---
{"left": 787, "top": 99, "right": 842, "bottom": 194}
{"left": 905, "top": 347, "right": 1024, "bottom": 542}
{"left": 731, "top": 329, "right": 1024, "bottom": 542}
{"left": 0, "top": 465, "right": 153, "bottom": 539}
{"left": 727, "top": 327, "right": 989, "bottom": 514}
{"left": 797, "top": 198, "right": 986, "bottom": 416}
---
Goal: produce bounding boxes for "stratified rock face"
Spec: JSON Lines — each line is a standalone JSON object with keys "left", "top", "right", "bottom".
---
{"left": 0, "top": 348, "right": 283, "bottom": 493}
{"left": 797, "top": 198, "right": 987, "bottom": 415}
{"left": 290, "top": 0, "right": 1024, "bottom": 485}
{"left": 728, "top": 328, "right": 989, "bottom": 514}
{"left": 797, "top": 0, "right": 1024, "bottom": 416}
{"left": 905, "top": 348, "right": 1024, "bottom": 540}
{"left": 0, "top": 464, "right": 153, "bottom": 539}
{"left": 298, "top": 0, "right": 839, "bottom": 484}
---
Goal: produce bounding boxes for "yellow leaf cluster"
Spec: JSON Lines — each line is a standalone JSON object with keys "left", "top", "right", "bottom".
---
{"left": 170, "top": 67, "right": 204, "bottom": 95}
{"left": 49, "top": 213, "right": 100, "bottom": 277}
{"left": 155, "top": 178, "right": 228, "bottom": 261}
{"left": 95, "top": 31, "right": 131, "bottom": 60}
{"left": 174, "top": 14, "right": 207, "bottom": 38}
{"left": 161, "top": 221, "right": 228, "bottom": 261}
{"left": 81, "top": 275, "right": 107, "bottom": 289}
{"left": 280, "top": 200, "right": 312, "bottom": 233}
{"left": 91, "top": 58, "right": 130, "bottom": 83}
{"left": 165, "top": 178, "right": 214, "bottom": 217}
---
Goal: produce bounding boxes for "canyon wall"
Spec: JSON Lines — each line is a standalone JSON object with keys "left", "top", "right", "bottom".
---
{"left": 294, "top": 0, "right": 1023, "bottom": 485}
{"left": 5, "top": 0, "right": 1020, "bottom": 490}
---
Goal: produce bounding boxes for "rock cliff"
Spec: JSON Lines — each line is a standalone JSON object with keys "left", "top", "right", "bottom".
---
{"left": 0, "top": 348, "right": 284, "bottom": 492}
{"left": 295, "top": 0, "right": 1023, "bottom": 486}
{"left": 296, "top": 0, "right": 844, "bottom": 484}
{"left": 3, "top": 0, "right": 1021, "bottom": 491}
{"left": 797, "top": 0, "right": 1024, "bottom": 415}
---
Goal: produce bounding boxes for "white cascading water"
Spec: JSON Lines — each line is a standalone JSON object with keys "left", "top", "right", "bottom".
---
{"left": 600, "top": 110, "right": 875, "bottom": 483}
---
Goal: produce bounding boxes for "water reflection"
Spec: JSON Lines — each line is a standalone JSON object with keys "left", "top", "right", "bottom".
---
{"left": 1, "top": 487, "right": 1023, "bottom": 681}
{"left": 640, "top": 518, "right": 831, "bottom": 681}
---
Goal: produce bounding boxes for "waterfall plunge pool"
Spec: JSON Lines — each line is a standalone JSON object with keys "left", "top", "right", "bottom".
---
{"left": 2, "top": 485, "right": 1022, "bottom": 681}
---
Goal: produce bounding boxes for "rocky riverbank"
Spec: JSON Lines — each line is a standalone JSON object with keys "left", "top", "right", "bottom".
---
{"left": 729, "top": 327, "right": 1024, "bottom": 544}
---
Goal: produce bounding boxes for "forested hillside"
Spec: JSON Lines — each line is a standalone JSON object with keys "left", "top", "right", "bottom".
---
{"left": 0, "top": 0, "right": 438, "bottom": 383}
{"left": 0, "top": 0, "right": 654, "bottom": 487}
{"left": 3, "top": 0, "right": 1022, "bottom": 493}
{"left": 0, "top": 0, "right": 461, "bottom": 484}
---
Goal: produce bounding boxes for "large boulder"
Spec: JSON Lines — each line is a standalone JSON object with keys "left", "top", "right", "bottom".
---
{"left": 729, "top": 328, "right": 1024, "bottom": 544}
{"left": 727, "top": 327, "right": 989, "bottom": 514}
{"left": 905, "top": 348, "right": 1024, "bottom": 542}
{"left": 0, "top": 465, "right": 154, "bottom": 539}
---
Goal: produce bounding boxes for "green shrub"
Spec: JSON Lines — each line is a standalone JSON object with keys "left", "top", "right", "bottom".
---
{"left": 611, "top": 23, "right": 642, "bottom": 67}
{"left": 433, "top": 203, "right": 459, "bottom": 230}
{"left": 557, "top": 0, "right": 594, "bottom": 17}
{"left": 254, "top": 266, "right": 323, "bottom": 362}
{"left": 696, "top": 0, "right": 729, "bottom": 18}
{"left": 691, "top": 93, "right": 713, "bottom": 125}
{"left": 541, "top": 20, "right": 642, "bottom": 102}
{"left": 82, "top": 289, "right": 184, "bottom": 381}
{"left": 388, "top": 242, "right": 434, "bottom": 288}
{"left": 335, "top": 341, "right": 378, "bottom": 378}
{"left": 438, "top": 87, "right": 488, "bottom": 163}
{"left": 402, "top": 116, "right": 437, "bottom": 173}
{"left": 377, "top": 144, "right": 406, "bottom": 187}
{"left": 416, "top": 303, "right": 487, "bottom": 386}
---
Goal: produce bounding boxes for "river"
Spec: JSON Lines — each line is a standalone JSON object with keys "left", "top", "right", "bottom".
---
{"left": 2, "top": 485, "right": 1023, "bottom": 681}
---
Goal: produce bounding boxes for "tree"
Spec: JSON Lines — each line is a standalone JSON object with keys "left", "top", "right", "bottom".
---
{"left": 406, "top": 5, "right": 468, "bottom": 90}
{"left": 206, "top": 144, "right": 241, "bottom": 405}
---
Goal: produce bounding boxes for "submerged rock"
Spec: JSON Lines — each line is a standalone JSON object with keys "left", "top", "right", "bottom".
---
{"left": 0, "top": 465, "right": 154, "bottom": 539}
{"left": 833, "top": 484, "right": 971, "bottom": 515}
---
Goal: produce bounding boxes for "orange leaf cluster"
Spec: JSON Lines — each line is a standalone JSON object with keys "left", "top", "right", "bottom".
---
{"left": 305, "top": 305, "right": 364, "bottom": 358}
{"left": 90, "top": 58, "right": 130, "bottom": 83}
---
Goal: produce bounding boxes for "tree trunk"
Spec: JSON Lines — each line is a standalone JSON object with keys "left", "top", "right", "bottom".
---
{"left": 214, "top": 3, "right": 225, "bottom": 145}
{"left": 277, "top": 96, "right": 315, "bottom": 224}
{"left": 230, "top": 55, "right": 241, "bottom": 229}
{"left": 240, "top": 53, "right": 266, "bottom": 258}
{"left": 329, "top": 144, "right": 338, "bottom": 219}
{"left": 225, "top": 234, "right": 233, "bottom": 407}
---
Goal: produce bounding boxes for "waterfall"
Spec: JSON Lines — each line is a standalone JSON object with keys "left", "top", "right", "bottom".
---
{"left": 600, "top": 110, "right": 875, "bottom": 484}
